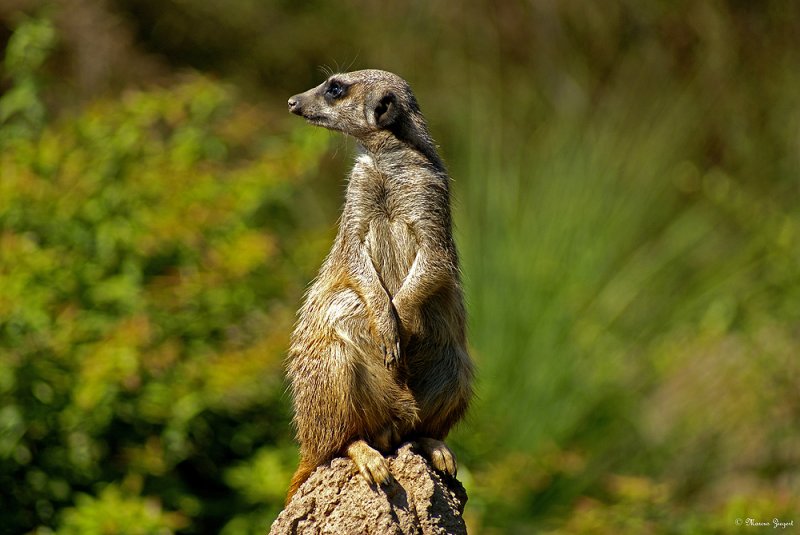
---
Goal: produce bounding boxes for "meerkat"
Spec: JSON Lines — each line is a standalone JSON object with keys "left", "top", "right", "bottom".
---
{"left": 284, "top": 69, "right": 473, "bottom": 503}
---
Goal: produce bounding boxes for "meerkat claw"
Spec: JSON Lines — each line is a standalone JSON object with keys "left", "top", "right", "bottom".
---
{"left": 347, "top": 439, "right": 393, "bottom": 487}
{"left": 417, "top": 437, "right": 457, "bottom": 476}
{"left": 365, "top": 456, "right": 392, "bottom": 485}
{"left": 383, "top": 336, "right": 401, "bottom": 370}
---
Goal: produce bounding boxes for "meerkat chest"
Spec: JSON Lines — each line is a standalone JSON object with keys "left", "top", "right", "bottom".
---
{"left": 364, "top": 217, "right": 417, "bottom": 295}
{"left": 351, "top": 156, "right": 420, "bottom": 294}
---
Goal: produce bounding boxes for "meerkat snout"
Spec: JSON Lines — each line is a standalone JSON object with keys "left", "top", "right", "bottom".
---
{"left": 287, "top": 96, "right": 301, "bottom": 115}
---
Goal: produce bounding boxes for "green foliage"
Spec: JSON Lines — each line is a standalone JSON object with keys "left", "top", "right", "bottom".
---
{"left": 224, "top": 448, "right": 296, "bottom": 505}
{"left": 0, "top": 14, "right": 55, "bottom": 139}
{"left": 58, "top": 484, "right": 187, "bottom": 535}
{"left": 445, "top": 5, "right": 800, "bottom": 531}
{"left": 0, "top": 18, "right": 332, "bottom": 532}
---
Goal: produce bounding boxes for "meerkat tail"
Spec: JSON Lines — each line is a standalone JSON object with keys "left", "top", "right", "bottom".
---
{"left": 285, "top": 459, "right": 316, "bottom": 505}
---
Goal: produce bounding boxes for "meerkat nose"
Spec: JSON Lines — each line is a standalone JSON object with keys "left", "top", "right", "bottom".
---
{"left": 288, "top": 97, "right": 301, "bottom": 114}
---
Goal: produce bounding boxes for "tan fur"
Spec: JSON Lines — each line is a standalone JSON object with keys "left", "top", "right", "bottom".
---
{"left": 285, "top": 70, "right": 474, "bottom": 504}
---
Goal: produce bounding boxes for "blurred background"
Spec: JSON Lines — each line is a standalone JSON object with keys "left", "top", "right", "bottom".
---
{"left": 1, "top": 1, "right": 798, "bottom": 533}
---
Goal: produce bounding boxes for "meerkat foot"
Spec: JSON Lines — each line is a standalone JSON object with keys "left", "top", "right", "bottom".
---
{"left": 346, "top": 439, "right": 392, "bottom": 486}
{"left": 417, "top": 437, "right": 457, "bottom": 476}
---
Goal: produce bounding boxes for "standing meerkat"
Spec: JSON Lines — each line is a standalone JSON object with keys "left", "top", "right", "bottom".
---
{"left": 285, "top": 69, "right": 474, "bottom": 503}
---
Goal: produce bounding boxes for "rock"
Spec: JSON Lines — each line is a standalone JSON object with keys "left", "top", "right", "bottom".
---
{"left": 268, "top": 443, "right": 468, "bottom": 534}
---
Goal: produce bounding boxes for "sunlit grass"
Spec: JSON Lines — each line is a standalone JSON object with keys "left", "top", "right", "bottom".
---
{"left": 449, "top": 64, "right": 800, "bottom": 529}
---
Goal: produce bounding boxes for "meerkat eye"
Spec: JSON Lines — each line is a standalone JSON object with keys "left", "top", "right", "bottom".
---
{"left": 325, "top": 81, "right": 345, "bottom": 99}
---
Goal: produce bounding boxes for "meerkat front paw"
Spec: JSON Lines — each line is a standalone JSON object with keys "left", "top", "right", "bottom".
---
{"left": 377, "top": 317, "right": 401, "bottom": 370}
{"left": 416, "top": 437, "right": 457, "bottom": 476}
{"left": 346, "top": 439, "right": 393, "bottom": 487}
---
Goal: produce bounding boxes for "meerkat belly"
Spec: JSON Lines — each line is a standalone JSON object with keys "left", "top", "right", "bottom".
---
{"left": 365, "top": 218, "right": 417, "bottom": 296}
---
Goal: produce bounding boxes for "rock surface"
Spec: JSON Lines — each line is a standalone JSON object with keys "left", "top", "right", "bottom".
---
{"left": 268, "top": 443, "right": 468, "bottom": 534}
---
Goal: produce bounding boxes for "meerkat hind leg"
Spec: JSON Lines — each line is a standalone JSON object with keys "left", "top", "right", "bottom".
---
{"left": 416, "top": 437, "right": 457, "bottom": 476}
{"left": 346, "top": 439, "right": 392, "bottom": 486}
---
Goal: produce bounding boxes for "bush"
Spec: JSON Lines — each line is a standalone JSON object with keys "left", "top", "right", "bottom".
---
{"left": 0, "top": 17, "right": 333, "bottom": 533}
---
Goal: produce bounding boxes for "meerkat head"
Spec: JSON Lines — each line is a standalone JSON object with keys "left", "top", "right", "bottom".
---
{"left": 288, "top": 69, "right": 426, "bottom": 144}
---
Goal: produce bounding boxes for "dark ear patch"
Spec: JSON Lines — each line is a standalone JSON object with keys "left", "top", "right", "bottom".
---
{"left": 374, "top": 92, "right": 398, "bottom": 127}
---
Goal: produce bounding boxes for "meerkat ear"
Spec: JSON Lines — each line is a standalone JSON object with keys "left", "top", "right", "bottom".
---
{"left": 374, "top": 92, "right": 398, "bottom": 128}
